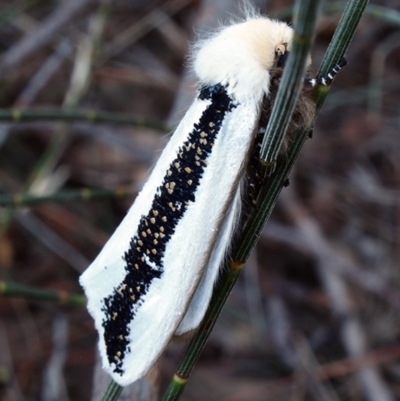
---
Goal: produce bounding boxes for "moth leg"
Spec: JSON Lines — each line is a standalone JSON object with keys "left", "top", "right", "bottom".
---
{"left": 304, "top": 58, "right": 347, "bottom": 87}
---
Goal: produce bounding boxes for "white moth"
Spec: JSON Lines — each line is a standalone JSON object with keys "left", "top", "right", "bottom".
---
{"left": 80, "top": 14, "right": 345, "bottom": 386}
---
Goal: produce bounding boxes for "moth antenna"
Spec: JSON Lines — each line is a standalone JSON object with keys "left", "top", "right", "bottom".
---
{"left": 304, "top": 57, "right": 348, "bottom": 87}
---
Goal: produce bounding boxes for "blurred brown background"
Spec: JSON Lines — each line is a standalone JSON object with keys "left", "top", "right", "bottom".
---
{"left": 1, "top": 0, "right": 400, "bottom": 400}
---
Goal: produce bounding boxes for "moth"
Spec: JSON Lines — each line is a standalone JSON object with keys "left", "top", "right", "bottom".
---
{"left": 80, "top": 14, "right": 346, "bottom": 386}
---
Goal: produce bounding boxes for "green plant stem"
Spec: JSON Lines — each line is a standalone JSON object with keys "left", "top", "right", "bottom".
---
{"left": 0, "top": 187, "right": 132, "bottom": 207}
{"left": 162, "top": 260, "right": 244, "bottom": 400}
{"left": 315, "top": 0, "right": 369, "bottom": 109}
{"left": 0, "top": 281, "right": 85, "bottom": 306}
{"left": 0, "top": 108, "right": 167, "bottom": 131}
{"left": 161, "top": 0, "right": 368, "bottom": 399}
{"left": 259, "top": 0, "right": 321, "bottom": 172}
{"left": 100, "top": 381, "right": 123, "bottom": 401}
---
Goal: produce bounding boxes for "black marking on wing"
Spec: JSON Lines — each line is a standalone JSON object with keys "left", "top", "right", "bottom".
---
{"left": 100, "top": 83, "right": 237, "bottom": 375}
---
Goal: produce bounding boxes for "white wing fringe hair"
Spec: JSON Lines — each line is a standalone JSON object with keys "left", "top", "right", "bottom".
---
{"left": 80, "top": 14, "right": 308, "bottom": 386}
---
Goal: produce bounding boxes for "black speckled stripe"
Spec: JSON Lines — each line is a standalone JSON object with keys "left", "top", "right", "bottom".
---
{"left": 101, "top": 84, "right": 237, "bottom": 375}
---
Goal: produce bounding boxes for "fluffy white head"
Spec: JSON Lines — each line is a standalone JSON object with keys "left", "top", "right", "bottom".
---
{"left": 193, "top": 17, "right": 296, "bottom": 102}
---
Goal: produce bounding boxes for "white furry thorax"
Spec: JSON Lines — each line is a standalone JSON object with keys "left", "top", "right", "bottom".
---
{"left": 193, "top": 17, "right": 294, "bottom": 103}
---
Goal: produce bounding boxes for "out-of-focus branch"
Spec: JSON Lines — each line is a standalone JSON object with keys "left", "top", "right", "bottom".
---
{"left": 280, "top": 189, "right": 395, "bottom": 401}
{"left": 0, "top": 0, "right": 98, "bottom": 76}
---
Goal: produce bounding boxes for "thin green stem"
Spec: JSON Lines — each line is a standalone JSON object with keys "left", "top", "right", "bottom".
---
{"left": 259, "top": 0, "right": 321, "bottom": 169}
{"left": 315, "top": 0, "right": 369, "bottom": 110}
{"left": 0, "top": 187, "right": 132, "bottom": 207}
{"left": 162, "top": 0, "right": 368, "bottom": 399}
{"left": 162, "top": 260, "right": 243, "bottom": 400}
{"left": 0, "top": 281, "right": 85, "bottom": 306}
{"left": 100, "top": 381, "right": 123, "bottom": 401}
{"left": 0, "top": 109, "right": 167, "bottom": 131}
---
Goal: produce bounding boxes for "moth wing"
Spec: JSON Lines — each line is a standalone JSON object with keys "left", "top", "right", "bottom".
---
{"left": 175, "top": 185, "right": 242, "bottom": 335}
{"left": 80, "top": 97, "right": 209, "bottom": 384}
{"left": 80, "top": 92, "right": 259, "bottom": 386}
